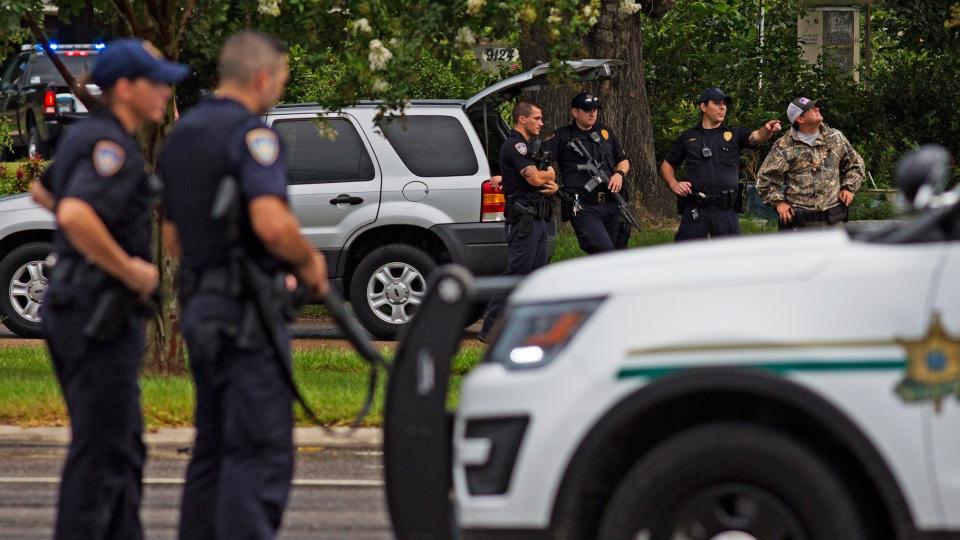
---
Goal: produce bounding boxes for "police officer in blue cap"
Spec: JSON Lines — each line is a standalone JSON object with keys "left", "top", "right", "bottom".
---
{"left": 661, "top": 87, "right": 781, "bottom": 240}
{"left": 158, "top": 31, "right": 328, "bottom": 539}
{"left": 546, "top": 92, "right": 631, "bottom": 254}
{"left": 28, "top": 38, "right": 188, "bottom": 539}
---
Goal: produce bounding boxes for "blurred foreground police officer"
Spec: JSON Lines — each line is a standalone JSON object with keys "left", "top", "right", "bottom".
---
{"left": 661, "top": 87, "right": 781, "bottom": 241}
{"left": 478, "top": 100, "right": 557, "bottom": 341}
{"left": 546, "top": 92, "right": 631, "bottom": 254}
{"left": 158, "top": 31, "right": 328, "bottom": 539}
{"left": 29, "top": 39, "right": 187, "bottom": 539}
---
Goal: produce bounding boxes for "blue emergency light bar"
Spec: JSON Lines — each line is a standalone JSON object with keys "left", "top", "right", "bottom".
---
{"left": 21, "top": 43, "right": 104, "bottom": 52}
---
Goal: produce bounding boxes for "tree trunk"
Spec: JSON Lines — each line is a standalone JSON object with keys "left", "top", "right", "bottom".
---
{"left": 140, "top": 118, "right": 186, "bottom": 376}
{"left": 519, "top": 0, "right": 676, "bottom": 219}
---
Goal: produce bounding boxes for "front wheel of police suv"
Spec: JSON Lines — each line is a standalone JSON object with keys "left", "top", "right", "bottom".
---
{"left": 597, "top": 422, "right": 867, "bottom": 540}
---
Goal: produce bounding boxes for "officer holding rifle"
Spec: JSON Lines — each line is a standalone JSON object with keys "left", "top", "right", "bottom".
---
{"left": 546, "top": 92, "right": 633, "bottom": 254}
{"left": 478, "top": 100, "right": 557, "bottom": 342}
{"left": 158, "top": 31, "right": 327, "bottom": 539}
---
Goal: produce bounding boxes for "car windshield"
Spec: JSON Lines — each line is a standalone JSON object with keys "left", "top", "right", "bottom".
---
{"left": 26, "top": 54, "right": 96, "bottom": 86}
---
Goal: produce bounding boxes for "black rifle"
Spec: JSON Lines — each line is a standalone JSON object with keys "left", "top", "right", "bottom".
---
{"left": 211, "top": 176, "right": 387, "bottom": 431}
{"left": 568, "top": 137, "right": 642, "bottom": 232}
{"left": 531, "top": 138, "right": 582, "bottom": 218}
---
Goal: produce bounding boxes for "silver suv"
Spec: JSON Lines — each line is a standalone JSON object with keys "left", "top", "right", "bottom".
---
{"left": 0, "top": 59, "right": 620, "bottom": 338}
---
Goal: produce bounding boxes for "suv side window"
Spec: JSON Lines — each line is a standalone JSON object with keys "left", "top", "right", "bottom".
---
{"left": 1, "top": 54, "right": 26, "bottom": 88}
{"left": 381, "top": 115, "right": 479, "bottom": 177}
{"left": 274, "top": 117, "right": 376, "bottom": 185}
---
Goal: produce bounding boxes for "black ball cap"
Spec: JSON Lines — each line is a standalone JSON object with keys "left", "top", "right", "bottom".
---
{"left": 571, "top": 92, "right": 602, "bottom": 110}
{"left": 699, "top": 87, "right": 733, "bottom": 105}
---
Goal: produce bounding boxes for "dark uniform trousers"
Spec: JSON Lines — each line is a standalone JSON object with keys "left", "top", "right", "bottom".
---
{"left": 571, "top": 200, "right": 623, "bottom": 253}
{"left": 178, "top": 294, "right": 294, "bottom": 540}
{"left": 480, "top": 218, "right": 549, "bottom": 336}
{"left": 43, "top": 282, "right": 146, "bottom": 540}
{"left": 675, "top": 206, "right": 740, "bottom": 241}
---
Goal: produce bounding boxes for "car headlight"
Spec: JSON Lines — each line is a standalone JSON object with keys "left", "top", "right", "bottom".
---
{"left": 485, "top": 297, "right": 604, "bottom": 370}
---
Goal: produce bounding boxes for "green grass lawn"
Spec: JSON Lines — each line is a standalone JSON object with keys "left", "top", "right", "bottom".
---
{"left": 550, "top": 218, "right": 776, "bottom": 262}
{"left": 0, "top": 343, "right": 486, "bottom": 429}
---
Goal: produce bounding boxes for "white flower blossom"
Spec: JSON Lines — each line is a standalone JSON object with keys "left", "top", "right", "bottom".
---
{"left": 455, "top": 26, "right": 477, "bottom": 46}
{"left": 258, "top": 0, "right": 281, "bottom": 16}
{"left": 582, "top": 5, "right": 593, "bottom": 17}
{"left": 350, "top": 18, "right": 372, "bottom": 33}
{"left": 368, "top": 39, "right": 393, "bottom": 71}
{"left": 372, "top": 78, "right": 390, "bottom": 93}
{"left": 618, "top": 0, "right": 642, "bottom": 15}
{"left": 466, "top": 0, "right": 485, "bottom": 15}
{"left": 547, "top": 8, "right": 562, "bottom": 25}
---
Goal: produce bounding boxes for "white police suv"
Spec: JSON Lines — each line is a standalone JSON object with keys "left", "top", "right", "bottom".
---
{"left": 383, "top": 146, "right": 960, "bottom": 540}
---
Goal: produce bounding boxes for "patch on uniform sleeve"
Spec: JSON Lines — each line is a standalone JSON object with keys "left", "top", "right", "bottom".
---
{"left": 245, "top": 128, "right": 280, "bottom": 166}
{"left": 600, "top": 129, "right": 609, "bottom": 140}
{"left": 723, "top": 131, "right": 733, "bottom": 142}
{"left": 515, "top": 142, "right": 528, "bottom": 155}
{"left": 92, "top": 140, "right": 125, "bottom": 177}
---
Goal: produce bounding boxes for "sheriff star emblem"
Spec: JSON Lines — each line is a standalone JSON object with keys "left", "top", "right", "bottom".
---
{"left": 896, "top": 313, "right": 960, "bottom": 410}
{"left": 246, "top": 128, "right": 280, "bottom": 166}
{"left": 723, "top": 131, "right": 733, "bottom": 142}
{"left": 92, "top": 140, "right": 125, "bottom": 177}
{"left": 515, "top": 142, "right": 527, "bottom": 155}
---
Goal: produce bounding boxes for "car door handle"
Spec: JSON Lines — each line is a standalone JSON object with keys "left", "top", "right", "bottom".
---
{"left": 330, "top": 194, "right": 364, "bottom": 205}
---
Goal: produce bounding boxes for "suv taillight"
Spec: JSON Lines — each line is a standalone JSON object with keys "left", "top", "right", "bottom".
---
{"left": 43, "top": 89, "right": 56, "bottom": 115}
{"left": 481, "top": 180, "right": 505, "bottom": 222}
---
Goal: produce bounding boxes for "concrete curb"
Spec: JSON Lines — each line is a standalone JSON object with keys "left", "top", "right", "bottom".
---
{"left": 0, "top": 425, "right": 382, "bottom": 448}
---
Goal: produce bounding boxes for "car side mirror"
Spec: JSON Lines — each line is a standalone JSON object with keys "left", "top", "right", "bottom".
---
{"left": 895, "top": 145, "right": 951, "bottom": 211}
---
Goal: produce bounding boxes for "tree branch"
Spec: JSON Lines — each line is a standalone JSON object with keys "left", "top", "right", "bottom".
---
{"left": 173, "top": 0, "right": 198, "bottom": 52}
{"left": 23, "top": 12, "right": 98, "bottom": 112}
{"left": 110, "top": 0, "right": 143, "bottom": 36}
{"left": 145, "top": 0, "right": 170, "bottom": 43}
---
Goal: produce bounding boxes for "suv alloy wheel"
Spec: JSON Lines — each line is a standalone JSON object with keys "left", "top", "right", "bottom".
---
{"left": 350, "top": 243, "right": 436, "bottom": 340}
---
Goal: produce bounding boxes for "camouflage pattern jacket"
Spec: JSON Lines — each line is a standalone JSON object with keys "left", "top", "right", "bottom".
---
{"left": 756, "top": 124, "right": 865, "bottom": 211}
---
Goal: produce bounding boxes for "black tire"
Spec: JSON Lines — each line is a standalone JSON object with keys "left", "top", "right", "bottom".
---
{"left": 27, "top": 120, "right": 50, "bottom": 160}
{"left": 349, "top": 243, "right": 436, "bottom": 340}
{"left": 0, "top": 242, "right": 53, "bottom": 338}
{"left": 597, "top": 422, "right": 867, "bottom": 540}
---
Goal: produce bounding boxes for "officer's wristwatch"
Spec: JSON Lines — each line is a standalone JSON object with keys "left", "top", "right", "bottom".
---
{"left": 613, "top": 169, "right": 628, "bottom": 179}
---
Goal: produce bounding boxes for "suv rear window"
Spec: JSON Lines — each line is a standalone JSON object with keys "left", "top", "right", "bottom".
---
{"left": 26, "top": 54, "right": 96, "bottom": 86}
{"left": 274, "top": 118, "right": 376, "bottom": 184}
{"left": 381, "top": 115, "right": 479, "bottom": 177}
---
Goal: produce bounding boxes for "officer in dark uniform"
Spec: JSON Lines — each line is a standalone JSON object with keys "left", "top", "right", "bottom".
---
{"left": 478, "top": 100, "right": 557, "bottom": 341}
{"left": 661, "top": 87, "right": 781, "bottom": 241}
{"left": 29, "top": 39, "right": 187, "bottom": 539}
{"left": 158, "top": 31, "right": 328, "bottom": 540}
{"left": 545, "top": 92, "right": 630, "bottom": 254}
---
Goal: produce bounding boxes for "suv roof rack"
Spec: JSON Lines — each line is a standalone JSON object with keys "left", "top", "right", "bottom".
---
{"left": 273, "top": 99, "right": 466, "bottom": 110}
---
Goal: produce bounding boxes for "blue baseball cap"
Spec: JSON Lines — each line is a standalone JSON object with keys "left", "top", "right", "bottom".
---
{"left": 90, "top": 38, "right": 189, "bottom": 88}
{"left": 699, "top": 87, "right": 733, "bottom": 105}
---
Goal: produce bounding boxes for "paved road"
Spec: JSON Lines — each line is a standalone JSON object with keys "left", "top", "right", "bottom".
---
{"left": 0, "top": 440, "right": 392, "bottom": 539}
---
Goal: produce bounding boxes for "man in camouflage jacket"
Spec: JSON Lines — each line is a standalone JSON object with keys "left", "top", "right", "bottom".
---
{"left": 757, "top": 97, "right": 865, "bottom": 230}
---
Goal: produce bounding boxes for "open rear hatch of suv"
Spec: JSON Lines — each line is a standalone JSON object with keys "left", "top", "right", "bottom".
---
{"left": 463, "top": 59, "right": 625, "bottom": 166}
